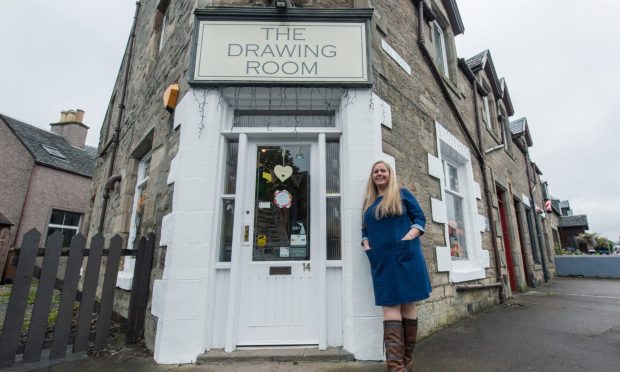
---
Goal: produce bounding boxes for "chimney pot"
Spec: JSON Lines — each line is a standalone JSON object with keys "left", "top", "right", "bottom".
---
{"left": 75, "top": 109, "right": 85, "bottom": 123}
{"left": 60, "top": 110, "right": 68, "bottom": 122}
{"left": 66, "top": 110, "right": 76, "bottom": 122}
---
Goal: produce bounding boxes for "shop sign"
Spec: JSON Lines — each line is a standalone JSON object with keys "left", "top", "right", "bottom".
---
{"left": 192, "top": 20, "right": 369, "bottom": 85}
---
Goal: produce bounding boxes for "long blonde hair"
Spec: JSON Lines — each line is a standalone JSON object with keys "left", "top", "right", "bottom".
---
{"left": 362, "top": 160, "right": 403, "bottom": 219}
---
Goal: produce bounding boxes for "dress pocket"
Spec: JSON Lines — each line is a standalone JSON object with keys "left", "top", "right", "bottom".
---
{"left": 395, "top": 239, "right": 416, "bottom": 266}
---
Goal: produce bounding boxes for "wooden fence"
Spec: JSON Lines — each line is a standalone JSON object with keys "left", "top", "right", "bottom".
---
{"left": 0, "top": 229, "right": 154, "bottom": 368}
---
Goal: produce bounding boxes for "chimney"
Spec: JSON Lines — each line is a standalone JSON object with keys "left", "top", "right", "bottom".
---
{"left": 50, "top": 108, "right": 89, "bottom": 148}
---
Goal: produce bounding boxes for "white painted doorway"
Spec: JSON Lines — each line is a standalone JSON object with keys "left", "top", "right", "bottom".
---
{"left": 236, "top": 140, "right": 320, "bottom": 346}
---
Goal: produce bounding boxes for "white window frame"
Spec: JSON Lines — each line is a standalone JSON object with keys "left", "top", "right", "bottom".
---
{"left": 158, "top": 12, "right": 168, "bottom": 52}
{"left": 483, "top": 96, "right": 492, "bottom": 130}
{"left": 431, "top": 122, "right": 490, "bottom": 283}
{"left": 117, "top": 152, "right": 151, "bottom": 290}
{"left": 432, "top": 21, "right": 450, "bottom": 78}
{"left": 442, "top": 158, "right": 471, "bottom": 261}
{"left": 46, "top": 209, "right": 81, "bottom": 246}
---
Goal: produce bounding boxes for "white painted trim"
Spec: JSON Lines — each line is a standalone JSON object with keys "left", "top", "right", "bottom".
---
{"left": 433, "top": 122, "right": 490, "bottom": 283}
{"left": 431, "top": 198, "right": 447, "bottom": 224}
{"left": 427, "top": 153, "right": 444, "bottom": 180}
{"left": 473, "top": 181, "right": 482, "bottom": 200}
{"left": 318, "top": 133, "right": 328, "bottom": 350}
{"left": 381, "top": 39, "right": 412, "bottom": 75}
{"left": 436, "top": 246, "right": 452, "bottom": 271}
{"left": 522, "top": 194, "right": 531, "bottom": 207}
{"left": 224, "top": 133, "right": 247, "bottom": 352}
{"left": 372, "top": 93, "right": 393, "bottom": 129}
{"left": 205, "top": 134, "right": 231, "bottom": 351}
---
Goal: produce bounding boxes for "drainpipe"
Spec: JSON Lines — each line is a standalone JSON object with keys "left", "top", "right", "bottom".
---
{"left": 417, "top": 1, "right": 505, "bottom": 302}
{"left": 471, "top": 78, "right": 506, "bottom": 303}
{"left": 98, "top": 1, "right": 141, "bottom": 234}
{"left": 525, "top": 154, "right": 550, "bottom": 282}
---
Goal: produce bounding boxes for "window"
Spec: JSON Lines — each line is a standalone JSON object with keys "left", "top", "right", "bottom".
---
{"left": 41, "top": 144, "right": 66, "bottom": 160}
{"left": 218, "top": 140, "right": 238, "bottom": 262}
{"left": 443, "top": 160, "right": 469, "bottom": 260}
{"left": 482, "top": 96, "right": 492, "bottom": 130}
{"left": 128, "top": 155, "right": 151, "bottom": 246}
{"left": 47, "top": 209, "right": 81, "bottom": 247}
{"left": 432, "top": 21, "right": 449, "bottom": 77}
{"left": 326, "top": 140, "right": 341, "bottom": 260}
{"left": 155, "top": 0, "right": 170, "bottom": 52}
{"left": 117, "top": 153, "right": 151, "bottom": 289}
{"left": 432, "top": 123, "right": 490, "bottom": 282}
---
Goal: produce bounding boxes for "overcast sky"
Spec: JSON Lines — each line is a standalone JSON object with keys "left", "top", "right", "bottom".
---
{"left": 1, "top": 1, "right": 618, "bottom": 241}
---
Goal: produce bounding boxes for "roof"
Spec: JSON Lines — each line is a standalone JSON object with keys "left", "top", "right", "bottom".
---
{"left": 0, "top": 212, "right": 13, "bottom": 226}
{"left": 498, "top": 78, "right": 515, "bottom": 116}
{"left": 550, "top": 198, "right": 561, "bottom": 215}
{"left": 510, "top": 117, "right": 533, "bottom": 147}
{"left": 442, "top": 0, "right": 465, "bottom": 35}
{"left": 466, "top": 50, "right": 487, "bottom": 71}
{"left": 0, "top": 113, "right": 97, "bottom": 177}
{"left": 559, "top": 215, "right": 589, "bottom": 229}
{"left": 559, "top": 200, "right": 571, "bottom": 209}
{"left": 465, "top": 50, "right": 502, "bottom": 98}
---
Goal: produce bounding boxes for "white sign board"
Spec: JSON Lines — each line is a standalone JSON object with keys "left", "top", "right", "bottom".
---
{"left": 193, "top": 21, "right": 369, "bottom": 84}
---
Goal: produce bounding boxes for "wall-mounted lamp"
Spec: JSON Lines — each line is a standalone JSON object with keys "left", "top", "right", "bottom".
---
{"left": 163, "top": 84, "right": 179, "bottom": 112}
{"left": 275, "top": 0, "right": 287, "bottom": 9}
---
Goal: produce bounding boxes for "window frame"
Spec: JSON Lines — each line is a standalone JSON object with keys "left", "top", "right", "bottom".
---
{"left": 46, "top": 209, "right": 81, "bottom": 247}
{"left": 442, "top": 157, "right": 472, "bottom": 261}
{"left": 432, "top": 21, "right": 450, "bottom": 78}
{"left": 433, "top": 122, "right": 489, "bottom": 283}
{"left": 117, "top": 152, "right": 152, "bottom": 290}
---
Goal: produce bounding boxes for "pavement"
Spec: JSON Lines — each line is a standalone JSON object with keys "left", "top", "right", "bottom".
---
{"left": 19, "top": 277, "right": 620, "bottom": 372}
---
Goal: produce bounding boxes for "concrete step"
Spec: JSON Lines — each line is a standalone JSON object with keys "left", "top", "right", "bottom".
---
{"left": 196, "top": 347, "right": 355, "bottom": 364}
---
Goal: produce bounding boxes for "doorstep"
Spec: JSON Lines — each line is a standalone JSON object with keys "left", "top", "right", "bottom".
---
{"left": 196, "top": 347, "right": 355, "bottom": 364}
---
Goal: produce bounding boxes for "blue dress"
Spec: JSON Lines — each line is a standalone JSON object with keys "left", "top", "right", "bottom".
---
{"left": 362, "top": 188, "right": 432, "bottom": 306}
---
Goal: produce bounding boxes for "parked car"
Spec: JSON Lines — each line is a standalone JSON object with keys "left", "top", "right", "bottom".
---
{"left": 594, "top": 247, "right": 611, "bottom": 255}
{"left": 614, "top": 246, "right": 620, "bottom": 255}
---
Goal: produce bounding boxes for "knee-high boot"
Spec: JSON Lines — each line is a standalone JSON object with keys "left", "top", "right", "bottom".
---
{"left": 402, "top": 317, "right": 418, "bottom": 371}
{"left": 383, "top": 320, "right": 405, "bottom": 372}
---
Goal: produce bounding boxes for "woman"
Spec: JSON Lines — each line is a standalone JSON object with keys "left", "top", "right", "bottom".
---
{"left": 362, "top": 160, "right": 431, "bottom": 372}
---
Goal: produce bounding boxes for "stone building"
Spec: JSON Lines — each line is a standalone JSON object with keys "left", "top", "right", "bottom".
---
{"left": 86, "top": 0, "right": 557, "bottom": 363}
{"left": 0, "top": 110, "right": 97, "bottom": 281}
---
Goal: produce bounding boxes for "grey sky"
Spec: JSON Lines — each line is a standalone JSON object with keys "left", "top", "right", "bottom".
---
{"left": 455, "top": 0, "right": 620, "bottom": 241}
{"left": 1, "top": 1, "right": 617, "bottom": 241}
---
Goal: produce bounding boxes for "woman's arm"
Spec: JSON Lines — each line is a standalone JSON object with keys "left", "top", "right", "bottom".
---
{"left": 361, "top": 224, "right": 371, "bottom": 250}
{"left": 401, "top": 188, "right": 426, "bottom": 240}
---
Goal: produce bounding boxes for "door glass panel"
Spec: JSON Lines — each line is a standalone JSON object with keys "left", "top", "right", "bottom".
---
{"left": 253, "top": 145, "right": 310, "bottom": 261}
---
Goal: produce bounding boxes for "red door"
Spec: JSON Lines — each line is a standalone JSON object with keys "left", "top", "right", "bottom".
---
{"left": 497, "top": 189, "right": 517, "bottom": 291}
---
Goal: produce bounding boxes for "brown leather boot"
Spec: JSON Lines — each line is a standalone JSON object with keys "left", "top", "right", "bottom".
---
{"left": 383, "top": 320, "right": 405, "bottom": 372}
{"left": 402, "top": 317, "right": 418, "bottom": 372}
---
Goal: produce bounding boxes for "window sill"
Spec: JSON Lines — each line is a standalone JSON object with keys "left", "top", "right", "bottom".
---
{"left": 485, "top": 125, "right": 502, "bottom": 145}
{"left": 449, "top": 267, "right": 486, "bottom": 283}
{"left": 442, "top": 75, "right": 460, "bottom": 98}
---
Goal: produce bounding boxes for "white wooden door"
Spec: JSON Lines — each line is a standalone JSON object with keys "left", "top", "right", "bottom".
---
{"left": 237, "top": 141, "right": 319, "bottom": 346}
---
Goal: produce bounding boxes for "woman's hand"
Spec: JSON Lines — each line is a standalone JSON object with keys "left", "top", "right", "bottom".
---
{"left": 362, "top": 240, "right": 371, "bottom": 251}
{"left": 401, "top": 228, "right": 419, "bottom": 241}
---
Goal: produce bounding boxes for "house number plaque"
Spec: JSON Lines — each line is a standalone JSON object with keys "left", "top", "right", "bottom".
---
{"left": 269, "top": 266, "right": 292, "bottom": 275}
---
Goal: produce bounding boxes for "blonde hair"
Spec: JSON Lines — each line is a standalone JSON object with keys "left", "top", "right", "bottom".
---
{"left": 362, "top": 160, "right": 403, "bottom": 219}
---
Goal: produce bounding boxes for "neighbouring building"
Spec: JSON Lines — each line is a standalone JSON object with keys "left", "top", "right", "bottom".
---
{"left": 86, "top": 0, "right": 557, "bottom": 363}
{"left": 0, "top": 111, "right": 97, "bottom": 281}
{"left": 559, "top": 214, "right": 590, "bottom": 252}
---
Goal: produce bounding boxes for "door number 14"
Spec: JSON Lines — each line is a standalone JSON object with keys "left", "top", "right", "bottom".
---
{"left": 302, "top": 262, "right": 311, "bottom": 272}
